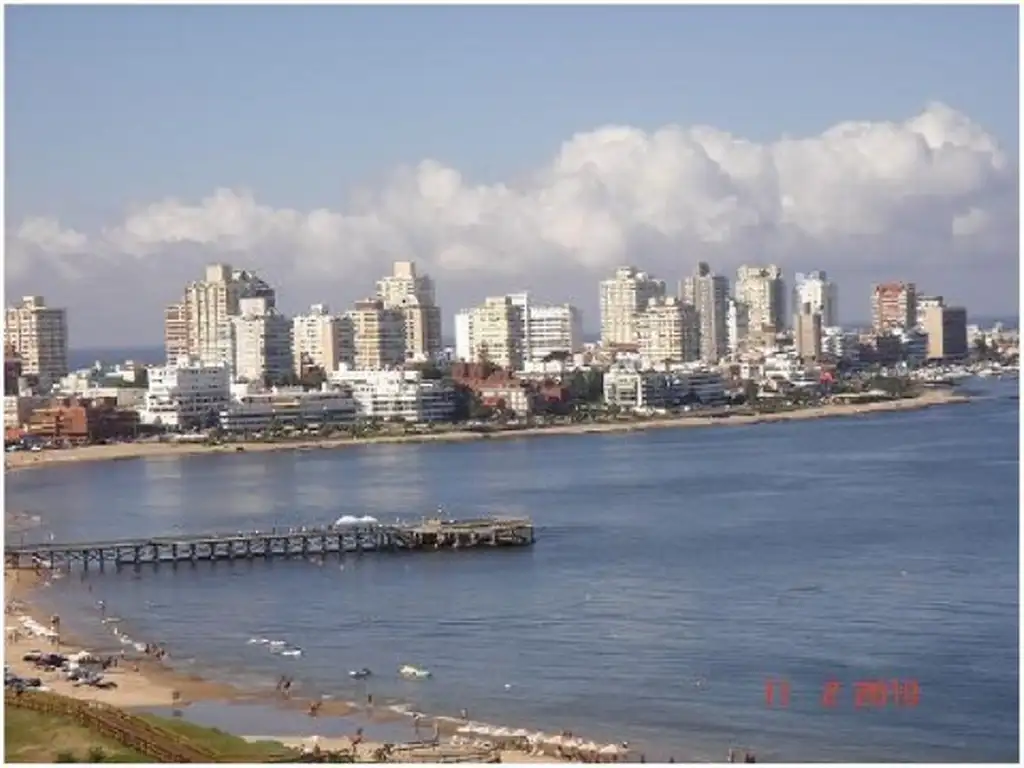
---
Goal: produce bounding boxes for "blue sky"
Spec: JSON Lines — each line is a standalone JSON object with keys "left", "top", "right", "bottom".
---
{"left": 5, "top": 4, "right": 1020, "bottom": 344}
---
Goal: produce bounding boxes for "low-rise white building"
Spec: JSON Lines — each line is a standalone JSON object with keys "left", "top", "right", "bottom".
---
{"left": 330, "top": 368, "right": 455, "bottom": 422}
{"left": 822, "top": 326, "right": 860, "bottom": 362}
{"left": 603, "top": 365, "right": 726, "bottom": 411}
{"left": 220, "top": 385, "right": 357, "bottom": 433}
{"left": 140, "top": 356, "right": 231, "bottom": 430}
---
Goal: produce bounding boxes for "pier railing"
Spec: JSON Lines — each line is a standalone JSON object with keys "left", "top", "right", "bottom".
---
{"left": 4, "top": 517, "right": 535, "bottom": 571}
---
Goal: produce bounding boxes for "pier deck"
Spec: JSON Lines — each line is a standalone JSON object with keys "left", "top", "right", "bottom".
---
{"left": 3, "top": 517, "right": 534, "bottom": 570}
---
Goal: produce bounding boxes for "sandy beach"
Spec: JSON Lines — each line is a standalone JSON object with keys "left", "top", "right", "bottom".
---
{"left": 5, "top": 388, "right": 970, "bottom": 474}
{"left": 4, "top": 568, "right": 580, "bottom": 762}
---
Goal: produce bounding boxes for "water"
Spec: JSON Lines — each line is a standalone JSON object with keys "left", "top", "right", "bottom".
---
{"left": 7, "top": 380, "right": 1018, "bottom": 762}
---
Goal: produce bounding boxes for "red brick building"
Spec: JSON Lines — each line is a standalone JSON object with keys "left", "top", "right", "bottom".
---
{"left": 26, "top": 397, "right": 140, "bottom": 444}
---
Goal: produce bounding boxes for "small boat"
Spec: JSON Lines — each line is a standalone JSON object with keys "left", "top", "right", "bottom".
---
{"left": 349, "top": 668, "right": 373, "bottom": 679}
{"left": 399, "top": 664, "right": 432, "bottom": 679}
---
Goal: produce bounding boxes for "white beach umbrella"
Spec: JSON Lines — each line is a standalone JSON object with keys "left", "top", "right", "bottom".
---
{"left": 599, "top": 744, "right": 621, "bottom": 755}
{"left": 580, "top": 741, "right": 601, "bottom": 753}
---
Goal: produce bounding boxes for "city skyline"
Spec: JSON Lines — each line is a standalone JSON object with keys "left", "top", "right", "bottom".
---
{"left": 5, "top": 5, "right": 1019, "bottom": 346}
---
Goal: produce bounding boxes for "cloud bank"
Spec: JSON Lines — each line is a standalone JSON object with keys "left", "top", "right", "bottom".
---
{"left": 5, "top": 102, "right": 1018, "bottom": 343}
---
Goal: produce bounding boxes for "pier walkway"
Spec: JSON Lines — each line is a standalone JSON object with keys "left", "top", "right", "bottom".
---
{"left": 4, "top": 517, "right": 534, "bottom": 570}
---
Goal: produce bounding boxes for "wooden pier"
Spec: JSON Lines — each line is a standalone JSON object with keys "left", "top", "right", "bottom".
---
{"left": 3, "top": 517, "right": 535, "bottom": 571}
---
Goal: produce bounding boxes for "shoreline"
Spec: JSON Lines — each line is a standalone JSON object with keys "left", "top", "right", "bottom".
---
{"left": 2, "top": 569, "right": 596, "bottom": 763}
{"left": 5, "top": 388, "right": 971, "bottom": 474}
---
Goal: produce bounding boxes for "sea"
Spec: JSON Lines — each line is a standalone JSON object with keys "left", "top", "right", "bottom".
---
{"left": 6, "top": 378, "right": 1019, "bottom": 762}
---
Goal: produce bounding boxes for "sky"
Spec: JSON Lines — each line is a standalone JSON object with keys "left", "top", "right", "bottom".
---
{"left": 4, "top": 4, "right": 1020, "bottom": 347}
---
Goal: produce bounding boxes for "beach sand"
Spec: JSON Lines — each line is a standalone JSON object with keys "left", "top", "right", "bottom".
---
{"left": 5, "top": 388, "right": 970, "bottom": 474}
{"left": 3, "top": 568, "right": 574, "bottom": 762}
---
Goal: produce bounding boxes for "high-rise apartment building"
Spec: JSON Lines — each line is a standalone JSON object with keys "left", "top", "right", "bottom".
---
{"left": 921, "top": 303, "right": 968, "bottom": 360}
{"left": 346, "top": 299, "right": 406, "bottom": 370}
{"left": 507, "top": 292, "right": 583, "bottom": 363}
{"left": 915, "top": 295, "right": 944, "bottom": 329}
{"left": 726, "top": 298, "right": 750, "bottom": 356}
{"left": 527, "top": 304, "right": 583, "bottom": 361}
{"left": 230, "top": 297, "right": 292, "bottom": 383}
{"left": 454, "top": 310, "right": 474, "bottom": 363}
{"left": 468, "top": 296, "right": 524, "bottom": 370}
{"left": 792, "top": 271, "right": 838, "bottom": 327}
{"left": 736, "top": 265, "right": 785, "bottom": 339}
{"left": 292, "top": 304, "right": 345, "bottom": 377}
{"left": 376, "top": 261, "right": 442, "bottom": 361}
{"left": 680, "top": 262, "right": 730, "bottom": 363}
{"left": 4, "top": 295, "right": 68, "bottom": 389}
{"left": 172, "top": 264, "right": 277, "bottom": 367}
{"left": 163, "top": 303, "right": 189, "bottom": 363}
{"left": 637, "top": 297, "right": 699, "bottom": 364}
{"left": 871, "top": 282, "right": 917, "bottom": 333}
{"left": 794, "top": 303, "right": 823, "bottom": 362}
{"left": 599, "top": 266, "right": 666, "bottom": 348}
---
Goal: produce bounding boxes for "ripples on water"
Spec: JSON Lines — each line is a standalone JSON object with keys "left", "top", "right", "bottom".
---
{"left": 7, "top": 381, "right": 1019, "bottom": 762}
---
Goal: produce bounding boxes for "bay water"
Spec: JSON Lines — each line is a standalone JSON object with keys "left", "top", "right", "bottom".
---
{"left": 6, "top": 380, "right": 1018, "bottom": 762}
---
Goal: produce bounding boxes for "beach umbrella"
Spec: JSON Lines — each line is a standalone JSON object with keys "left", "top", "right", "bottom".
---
{"left": 544, "top": 735, "right": 566, "bottom": 746}
{"left": 599, "top": 744, "right": 621, "bottom": 755}
{"left": 580, "top": 741, "right": 601, "bottom": 753}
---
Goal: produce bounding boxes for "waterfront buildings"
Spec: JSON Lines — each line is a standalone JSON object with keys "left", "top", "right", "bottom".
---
{"left": 599, "top": 266, "right": 666, "bottom": 348}
{"left": 140, "top": 356, "right": 231, "bottom": 429}
{"left": 462, "top": 296, "right": 524, "bottom": 370}
{"left": 736, "top": 265, "right": 785, "bottom": 341}
{"left": 792, "top": 271, "right": 838, "bottom": 327}
{"left": 915, "top": 295, "right": 944, "bottom": 329}
{"left": 4, "top": 296, "right": 69, "bottom": 389}
{"left": 503, "top": 292, "right": 583, "bottom": 364}
{"left": 330, "top": 368, "right": 455, "bottom": 422}
{"left": 169, "top": 264, "right": 277, "bottom": 367}
{"left": 726, "top": 298, "right": 750, "bottom": 357}
{"left": 230, "top": 297, "right": 293, "bottom": 383}
{"left": 794, "top": 303, "right": 823, "bottom": 362}
{"left": 679, "top": 262, "right": 729, "bottom": 363}
{"left": 292, "top": 304, "right": 346, "bottom": 377}
{"left": 822, "top": 327, "right": 860, "bottom": 362}
{"left": 637, "top": 297, "right": 700, "bottom": 364}
{"left": 921, "top": 303, "right": 969, "bottom": 360}
{"left": 602, "top": 364, "right": 727, "bottom": 411}
{"left": 871, "top": 281, "right": 917, "bottom": 332}
{"left": 376, "top": 261, "right": 442, "bottom": 362}
{"left": 345, "top": 299, "right": 406, "bottom": 370}
{"left": 163, "top": 303, "right": 189, "bottom": 362}
{"left": 219, "top": 385, "right": 358, "bottom": 433}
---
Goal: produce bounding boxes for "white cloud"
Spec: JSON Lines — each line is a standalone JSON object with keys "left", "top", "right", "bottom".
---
{"left": 5, "top": 102, "right": 1017, "bottom": 309}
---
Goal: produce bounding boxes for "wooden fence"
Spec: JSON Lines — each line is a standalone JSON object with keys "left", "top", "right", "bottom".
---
{"left": 5, "top": 689, "right": 219, "bottom": 763}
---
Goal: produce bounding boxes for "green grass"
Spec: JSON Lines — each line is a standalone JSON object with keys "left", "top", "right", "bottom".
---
{"left": 4, "top": 706, "right": 297, "bottom": 763}
{"left": 138, "top": 714, "right": 297, "bottom": 761}
{"left": 4, "top": 708, "right": 149, "bottom": 763}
